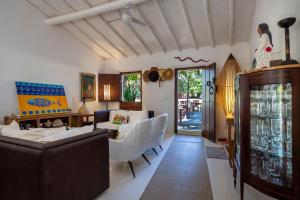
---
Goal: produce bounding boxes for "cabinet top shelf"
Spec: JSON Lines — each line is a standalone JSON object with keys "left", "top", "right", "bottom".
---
{"left": 239, "top": 64, "right": 300, "bottom": 75}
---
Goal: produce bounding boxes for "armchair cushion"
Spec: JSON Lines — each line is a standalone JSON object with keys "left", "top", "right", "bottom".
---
{"left": 128, "top": 110, "right": 148, "bottom": 124}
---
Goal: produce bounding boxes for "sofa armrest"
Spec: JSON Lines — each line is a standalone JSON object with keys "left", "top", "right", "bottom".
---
{"left": 94, "top": 110, "right": 110, "bottom": 129}
{"left": 0, "top": 130, "right": 109, "bottom": 200}
{"left": 43, "top": 132, "right": 109, "bottom": 200}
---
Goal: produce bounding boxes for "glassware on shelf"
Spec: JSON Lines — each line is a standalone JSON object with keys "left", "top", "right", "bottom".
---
{"left": 249, "top": 83, "right": 292, "bottom": 188}
{"left": 250, "top": 149, "right": 291, "bottom": 187}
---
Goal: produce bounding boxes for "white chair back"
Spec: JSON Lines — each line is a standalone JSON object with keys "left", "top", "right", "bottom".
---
{"left": 150, "top": 113, "right": 168, "bottom": 148}
{"left": 109, "top": 119, "right": 153, "bottom": 161}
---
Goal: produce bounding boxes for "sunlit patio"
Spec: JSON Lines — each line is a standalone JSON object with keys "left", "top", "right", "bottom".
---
{"left": 177, "top": 98, "right": 202, "bottom": 131}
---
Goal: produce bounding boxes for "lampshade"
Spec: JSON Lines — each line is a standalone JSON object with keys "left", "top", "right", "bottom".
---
{"left": 104, "top": 85, "right": 111, "bottom": 101}
{"left": 217, "top": 54, "right": 241, "bottom": 118}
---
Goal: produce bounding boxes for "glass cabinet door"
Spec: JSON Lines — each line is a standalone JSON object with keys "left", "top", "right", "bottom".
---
{"left": 249, "top": 83, "right": 292, "bottom": 187}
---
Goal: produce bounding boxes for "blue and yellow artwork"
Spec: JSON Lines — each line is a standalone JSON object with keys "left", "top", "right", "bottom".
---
{"left": 15, "top": 82, "right": 69, "bottom": 116}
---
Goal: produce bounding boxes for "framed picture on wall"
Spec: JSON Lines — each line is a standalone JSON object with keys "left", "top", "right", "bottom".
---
{"left": 81, "top": 73, "right": 96, "bottom": 101}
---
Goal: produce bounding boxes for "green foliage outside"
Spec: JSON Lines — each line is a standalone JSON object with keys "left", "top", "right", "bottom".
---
{"left": 122, "top": 73, "right": 141, "bottom": 102}
{"left": 178, "top": 69, "right": 202, "bottom": 98}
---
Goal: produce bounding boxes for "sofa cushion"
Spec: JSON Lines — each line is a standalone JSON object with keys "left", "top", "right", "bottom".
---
{"left": 38, "top": 125, "right": 93, "bottom": 142}
{"left": 109, "top": 110, "right": 128, "bottom": 122}
{"left": 1, "top": 127, "right": 68, "bottom": 142}
{"left": 97, "top": 121, "right": 120, "bottom": 130}
{"left": 0, "top": 125, "right": 9, "bottom": 135}
{"left": 128, "top": 110, "right": 148, "bottom": 124}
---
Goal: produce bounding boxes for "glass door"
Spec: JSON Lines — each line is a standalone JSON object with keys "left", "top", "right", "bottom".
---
{"left": 249, "top": 83, "right": 292, "bottom": 187}
{"left": 175, "top": 68, "right": 203, "bottom": 135}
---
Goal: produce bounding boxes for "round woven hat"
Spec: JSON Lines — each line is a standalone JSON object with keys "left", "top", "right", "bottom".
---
{"left": 164, "top": 68, "right": 174, "bottom": 80}
{"left": 148, "top": 70, "right": 160, "bottom": 82}
{"left": 158, "top": 69, "right": 165, "bottom": 81}
{"left": 150, "top": 67, "right": 159, "bottom": 71}
{"left": 143, "top": 70, "right": 150, "bottom": 82}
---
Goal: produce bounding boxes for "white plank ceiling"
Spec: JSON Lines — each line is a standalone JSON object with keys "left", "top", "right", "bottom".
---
{"left": 27, "top": 0, "right": 256, "bottom": 60}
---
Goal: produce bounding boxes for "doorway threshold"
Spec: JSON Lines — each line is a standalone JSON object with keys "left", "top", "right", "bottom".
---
{"left": 177, "top": 130, "right": 202, "bottom": 136}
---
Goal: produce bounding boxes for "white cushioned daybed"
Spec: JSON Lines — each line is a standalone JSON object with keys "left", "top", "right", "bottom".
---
{"left": 96, "top": 110, "right": 151, "bottom": 130}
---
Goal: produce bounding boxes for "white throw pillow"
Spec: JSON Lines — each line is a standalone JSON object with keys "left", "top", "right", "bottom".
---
{"left": 9, "top": 120, "right": 20, "bottom": 130}
{"left": 128, "top": 110, "right": 148, "bottom": 124}
{"left": 109, "top": 110, "right": 128, "bottom": 122}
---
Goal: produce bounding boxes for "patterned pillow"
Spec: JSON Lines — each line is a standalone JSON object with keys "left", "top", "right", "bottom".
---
{"left": 112, "top": 115, "right": 128, "bottom": 125}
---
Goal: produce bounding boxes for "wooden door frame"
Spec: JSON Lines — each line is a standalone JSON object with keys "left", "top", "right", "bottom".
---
{"left": 174, "top": 66, "right": 207, "bottom": 134}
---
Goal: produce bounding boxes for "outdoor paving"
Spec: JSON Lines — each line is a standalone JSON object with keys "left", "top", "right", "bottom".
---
{"left": 178, "top": 111, "right": 202, "bottom": 130}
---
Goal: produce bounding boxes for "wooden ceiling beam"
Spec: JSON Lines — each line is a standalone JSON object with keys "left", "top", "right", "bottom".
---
{"left": 153, "top": 0, "right": 181, "bottom": 51}
{"left": 99, "top": 0, "right": 140, "bottom": 57}
{"left": 128, "top": 23, "right": 153, "bottom": 54}
{"left": 62, "top": 23, "right": 107, "bottom": 59}
{"left": 229, "top": 0, "right": 235, "bottom": 46}
{"left": 71, "top": 21, "right": 116, "bottom": 59}
{"left": 203, "top": 0, "right": 215, "bottom": 47}
{"left": 45, "top": 0, "right": 150, "bottom": 25}
{"left": 83, "top": 0, "right": 138, "bottom": 57}
{"left": 84, "top": 19, "right": 127, "bottom": 57}
{"left": 105, "top": 0, "right": 151, "bottom": 55}
{"left": 66, "top": 0, "right": 129, "bottom": 58}
{"left": 100, "top": 15, "right": 140, "bottom": 56}
{"left": 57, "top": 0, "right": 117, "bottom": 59}
{"left": 136, "top": 6, "right": 166, "bottom": 53}
{"left": 179, "top": 0, "right": 198, "bottom": 49}
{"left": 113, "top": 8, "right": 152, "bottom": 55}
{"left": 36, "top": 0, "right": 111, "bottom": 59}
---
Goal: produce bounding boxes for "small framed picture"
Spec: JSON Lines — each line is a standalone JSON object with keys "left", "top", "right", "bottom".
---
{"left": 81, "top": 73, "right": 96, "bottom": 101}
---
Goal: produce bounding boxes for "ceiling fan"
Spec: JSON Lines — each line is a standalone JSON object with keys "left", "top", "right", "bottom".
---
{"left": 107, "top": 3, "right": 147, "bottom": 26}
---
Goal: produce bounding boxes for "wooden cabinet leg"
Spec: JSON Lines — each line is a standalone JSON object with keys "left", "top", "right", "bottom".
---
{"left": 240, "top": 182, "right": 244, "bottom": 200}
{"left": 233, "top": 162, "right": 237, "bottom": 188}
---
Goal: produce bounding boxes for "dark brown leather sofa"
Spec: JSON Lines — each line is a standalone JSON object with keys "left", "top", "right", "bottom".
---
{"left": 0, "top": 129, "right": 109, "bottom": 200}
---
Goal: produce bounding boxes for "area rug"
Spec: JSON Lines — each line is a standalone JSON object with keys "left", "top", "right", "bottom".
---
{"left": 205, "top": 147, "right": 228, "bottom": 160}
{"left": 140, "top": 137, "right": 213, "bottom": 200}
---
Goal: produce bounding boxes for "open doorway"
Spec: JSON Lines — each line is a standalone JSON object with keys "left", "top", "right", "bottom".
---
{"left": 175, "top": 67, "right": 203, "bottom": 135}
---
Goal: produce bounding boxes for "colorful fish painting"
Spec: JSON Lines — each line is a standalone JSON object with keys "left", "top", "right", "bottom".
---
{"left": 27, "top": 98, "right": 61, "bottom": 107}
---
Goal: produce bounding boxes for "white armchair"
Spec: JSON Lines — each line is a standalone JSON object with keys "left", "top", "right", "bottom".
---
{"left": 109, "top": 119, "right": 153, "bottom": 178}
{"left": 149, "top": 113, "right": 168, "bottom": 155}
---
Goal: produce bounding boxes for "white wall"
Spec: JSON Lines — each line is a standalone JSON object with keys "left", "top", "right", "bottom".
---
{"left": 249, "top": 0, "right": 300, "bottom": 62}
{"left": 104, "top": 43, "right": 251, "bottom": 138}
{"left": 0, "top": 0, "right": 105, "bottom": 124}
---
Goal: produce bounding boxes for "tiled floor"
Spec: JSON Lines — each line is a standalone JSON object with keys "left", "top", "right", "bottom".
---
{"left": 96, "top": 134, "right": 277, "bottom": 200}
{"left": 204, "top": 139, "right": 276, "bottom": 200}
{"left": 95, "top": 133, "right": 174, "bottom": 200}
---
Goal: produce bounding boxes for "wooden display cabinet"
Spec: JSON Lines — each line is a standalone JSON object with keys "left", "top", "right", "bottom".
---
{"left": 233, "top": 65, "right": 300, "bottom": 200}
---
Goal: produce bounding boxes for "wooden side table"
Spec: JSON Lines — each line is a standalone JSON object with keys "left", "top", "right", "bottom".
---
{"left": 80, "top": 114, "right": 94, "bottom": 126}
